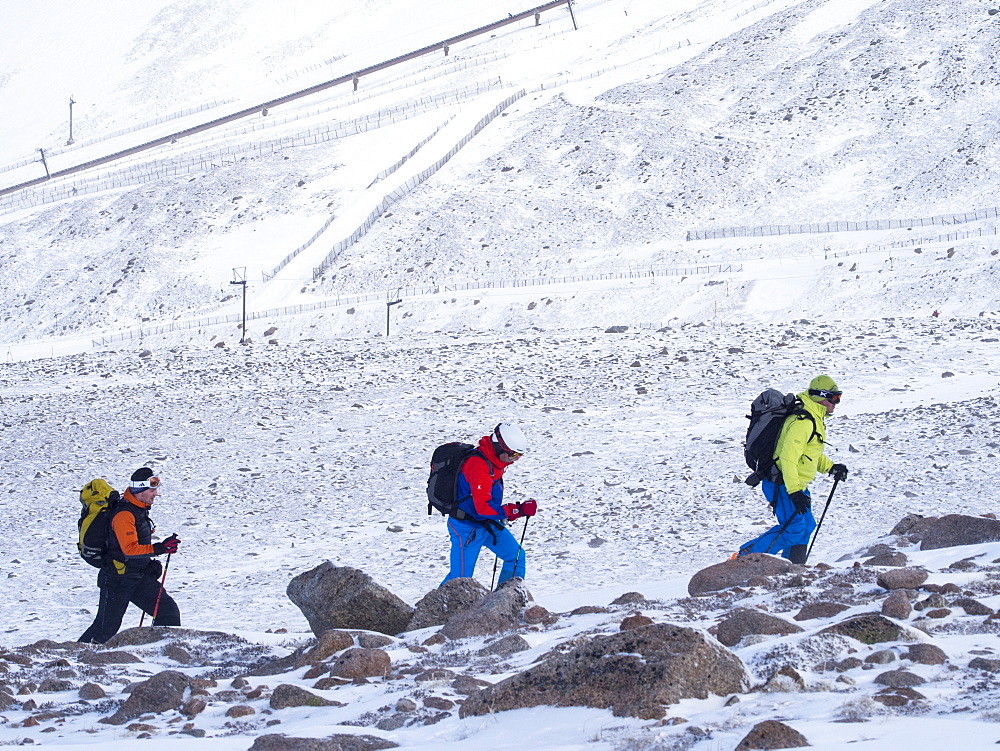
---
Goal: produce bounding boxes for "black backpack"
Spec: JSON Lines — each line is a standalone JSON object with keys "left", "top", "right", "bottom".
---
{"left": 427, "top": 442, "right": 485, "bottom": 517}
{"left": 78, "top": 479, "right": 121, "bottom": 567}
{"left": 743, "top": 389, "right": 816, "bottom": 487}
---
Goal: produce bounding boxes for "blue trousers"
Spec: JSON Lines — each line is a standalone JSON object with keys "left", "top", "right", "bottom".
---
{"left": 440, "top": 517, "right": 525, "bottom": 587}
{"left": 739, "top": 480, "right": 816, "bottom": 559}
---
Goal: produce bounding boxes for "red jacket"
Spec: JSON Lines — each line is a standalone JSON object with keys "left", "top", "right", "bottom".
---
{"left": 456, "top": 436, "right": 508, "bottom": 520}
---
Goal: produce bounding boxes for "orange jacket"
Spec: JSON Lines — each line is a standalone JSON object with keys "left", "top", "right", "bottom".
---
{"left": 107, "top": 490, "right": 157, "bottom": 574}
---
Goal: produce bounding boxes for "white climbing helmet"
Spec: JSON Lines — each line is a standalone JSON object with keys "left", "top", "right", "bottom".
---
{"left": 492, "top": 422, "right": 528, "bottom": 456}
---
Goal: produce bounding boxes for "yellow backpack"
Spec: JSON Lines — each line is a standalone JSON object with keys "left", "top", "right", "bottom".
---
{"left": 78, "top": 479, "right": 120, "bottom": 567}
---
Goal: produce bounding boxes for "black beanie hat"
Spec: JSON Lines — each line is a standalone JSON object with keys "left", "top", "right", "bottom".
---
{"left": 130, "top": 467, "right": 155, "bottom": 491}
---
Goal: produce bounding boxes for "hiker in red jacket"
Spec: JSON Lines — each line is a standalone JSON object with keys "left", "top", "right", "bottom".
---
{"left": 440, "top": 423, "right": 537, "bottom": 586}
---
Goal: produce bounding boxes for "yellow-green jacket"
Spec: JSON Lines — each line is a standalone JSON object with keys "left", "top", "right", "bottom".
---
{"left": 773, "top": 392, "right": 833, "bottom": 493}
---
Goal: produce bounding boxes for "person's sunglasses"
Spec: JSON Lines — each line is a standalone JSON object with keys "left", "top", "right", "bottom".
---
{"left": 811, "top": 389, "right": 842, "bottom": 404}
{"left": 506, "top": 450, "right": 523, "bottom": 460}
{"left": 133, "top": 476, "right": 160, "bottom": 489}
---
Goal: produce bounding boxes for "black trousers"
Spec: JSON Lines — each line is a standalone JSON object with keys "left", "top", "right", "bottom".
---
{"left": 79, "top": 569, "right": 180, "bottom": 644}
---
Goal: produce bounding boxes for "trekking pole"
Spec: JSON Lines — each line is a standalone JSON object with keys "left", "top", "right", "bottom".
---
{"left": 490, "top": 517, "right": 531, "bottom": 591}
{"left": 511, "top": 516, "right": 530, "bottom": 575}
{"left": 806, "top": 475, "right": 841, "bottom": 560}
{"left": 140, "top": 553, "right": 171, "bottom": 627}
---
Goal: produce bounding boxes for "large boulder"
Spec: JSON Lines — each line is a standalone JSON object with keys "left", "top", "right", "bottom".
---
{"left": 917, "top": 514, "right": 1000, "bottom": 550}
{"left": 408, "top": 578, "right": 488, "bottom": 631}
{"left": 99, "top": 670, "right": 189, "bottom": 725}
{"left": 439, "top": 579, "right": 529, "bottom": 640}
{"left": 287, "top": 563, "right": 414, "bottom": 637}
{"left": 716, "top": 609, "right": 804, "bottom": 647}
{"left": 688, "top": 554, "right": 800, "bottom": 596}
{"left": 459, "top": 623, "right": 748, "bottom": 719}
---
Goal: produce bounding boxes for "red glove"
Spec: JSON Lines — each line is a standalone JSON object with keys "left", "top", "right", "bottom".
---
{"left": 502, "top": 503, "right": 523, "bottom": 520}
{"left": 502, "top": 501, "right": 538, "bottom": 520}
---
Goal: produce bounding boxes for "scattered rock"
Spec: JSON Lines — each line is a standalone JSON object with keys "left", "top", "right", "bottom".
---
{"left": 820, "top": 614, "right": 914, "bottom": 645}
{"left": 99, "top": 670, "right": 189, "bottom": 725}
{"left": 78, "top": 649, "right": 141, "bottom": 665}
{"left": 906, "top": 643, "right": 947, "bottom": 665}
{"left": 407, "top": 578, "right": 487, "bottom": 631}
{"left": 924, "top": 608, "right": 952, "bottom": 619}
{"left": 569, "top": 605, "right": 609, "bottom": 615}
{"left": 952, "top": 598, "right": 993, "bottom": 616}
{"left": 881, "top": 590, "right": 912, "bottom": 620}
{"left": 182, "top": 698, "right": 207, "bottom": 717}
{"left": 478, "top": 634, "right": 530, "bottom": 657}
{"left": 269, "top": 684, "right": 344, "bottom": 710}
{"left": 423, "top": 696, "right": 454, "bottom": 710}
{"left": 969, "top": 657, "right": 1000, "bottom": 672}
{"left": 297, "top": 630, "right": 355, "bottom": 666}
{"left": 226, "top": 704, "right": 256, "bottom": 718}
{"left": 287, "top": 563, "right": 414, "bottom": 637}
{"left": 876, "top": 568, "right": 927, "bottom": 590}
{"left": 329, "top": 648, "right": 391, "bottom": 680}
{"left": 865, "top": 650, "right": 897, "bottom": 665}
{"left": 523, "top": 605, "right": 551, "bottom": 624}
{"left": 439, "top": 579, "right": 529, "bottom": 640}
{"left": 873, "top": 669, "right": 925, "bottom": 687}
{"left": 163, "top": 644, "right": 191, "bottom": 664}
{"left": 873, "top": 686, "right": 926, "bottom": 707}
{"left": 38, "top": 678, "right": 74, "bottom": 692}
{"left": 735, "top": 719, "right": 810, "bottom": 749}
{"left": 864, "top": 551, "right": 908, "bottom": 567}
{"left": 356, "top": 633, "right": 393, "bottom": 649}
{"left": 793, "top": 602, "right": 849, "bottom": 621}
{"left": 914, "top": 593, "right": 947, "bottom": 611}
{"left": 688, "top": 554, "right": 799, "bottom": 596}
{"left": 451, "top": 675, "right": 491, "bottom": 694}
{"left": 610, "top": 592, "right": 646, "bottom": 606}
{"left": 716, "top": 609, "right": 804, "bottom": 647}
{"left": 620, "top": 614, "right": 654, "bottom": 631}
{"left": 78, "top": 682, "right": 106, "bottom": 700}
{"left": 459, "top": 623, "right": 748, "bottom": 719}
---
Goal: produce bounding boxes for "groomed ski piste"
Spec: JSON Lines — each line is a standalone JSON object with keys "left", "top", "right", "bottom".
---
{"left": 3, "top": 0, "right": 1000, "bottom": 748}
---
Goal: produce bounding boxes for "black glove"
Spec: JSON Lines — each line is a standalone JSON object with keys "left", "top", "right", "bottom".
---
{"left": 789, "top": 491, "right": 811, "bottom": 514}
{"left": 830, "top": 463, "right": 849, "bottom": 482}
{"left": 146, "top": 559, "right": 163, "bottom": 580}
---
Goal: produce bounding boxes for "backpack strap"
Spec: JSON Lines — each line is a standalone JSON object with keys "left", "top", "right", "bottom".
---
{"left": 791, "top": 405, "right": 821, "bottom": 444}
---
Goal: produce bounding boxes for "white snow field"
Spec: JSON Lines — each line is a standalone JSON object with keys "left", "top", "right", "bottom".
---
{"left": 2, "top": 0, "right": 1000, "bottom": 748}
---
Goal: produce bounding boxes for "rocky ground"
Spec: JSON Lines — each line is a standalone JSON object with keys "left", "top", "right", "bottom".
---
{"left": 4, "top": 511, "right": 1000, "bottom": 749}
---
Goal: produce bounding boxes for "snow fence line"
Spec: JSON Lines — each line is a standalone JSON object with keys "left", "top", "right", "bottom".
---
{"left": 0, "top": 1, "right": 574, "bottom": 206}
{"left": 308, "top": 88, "right": 528, "bottom": 280}
{"left": 89, "top": 262, "right": 741, "bottom": 347}
{"left": 686, "top": 207, "right": 1000, "bottom": 240}
{"left": 0, "top": 79, "right": 506, "bottom": 216}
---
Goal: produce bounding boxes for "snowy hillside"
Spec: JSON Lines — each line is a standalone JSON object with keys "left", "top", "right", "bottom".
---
{"left": 3, "top": 0, "right": 1000, "bottom": 748}
{"left": 2, "top": 0, "right": 1000, "bottom": 352}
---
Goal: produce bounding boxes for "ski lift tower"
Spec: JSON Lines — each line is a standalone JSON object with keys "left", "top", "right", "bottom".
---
{"left": 230, "top": 267, "right": 248, "bottom": 344}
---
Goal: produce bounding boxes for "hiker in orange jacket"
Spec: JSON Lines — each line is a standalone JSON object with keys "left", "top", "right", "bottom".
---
{"left": 79, "top": 468, "right": 181, "bottom": 643}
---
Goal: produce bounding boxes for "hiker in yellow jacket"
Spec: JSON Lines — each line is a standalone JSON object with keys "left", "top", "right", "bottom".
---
{"left": 738, "top": 375, "right": 849, "bottom": 563}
